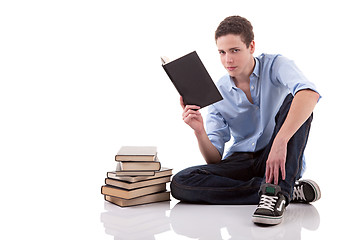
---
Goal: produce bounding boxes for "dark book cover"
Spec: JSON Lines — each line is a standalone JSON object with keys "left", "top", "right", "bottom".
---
{"left": 162, "top": 51, "right": 223, "bottom": 108}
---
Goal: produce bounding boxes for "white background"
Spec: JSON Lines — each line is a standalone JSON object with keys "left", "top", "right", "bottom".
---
{"left": 1, "top": 0, "right": 359, "bottom": 239}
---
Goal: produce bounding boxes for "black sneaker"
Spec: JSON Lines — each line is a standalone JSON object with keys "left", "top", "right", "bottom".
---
{"left": 292, "top": 179, "right": 321, "bottom": 203}
{"left": 252, "top": 183, "right": 287, "bottom": 225}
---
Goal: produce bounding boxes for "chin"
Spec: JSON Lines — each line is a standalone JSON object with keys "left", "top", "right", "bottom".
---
{"left": 228, "top": 72, "right": 237, "bottom": 77}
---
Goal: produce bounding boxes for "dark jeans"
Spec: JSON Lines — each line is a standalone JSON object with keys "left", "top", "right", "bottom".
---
{"left": 170, "top": 94, "right": 313, "bottom": 205}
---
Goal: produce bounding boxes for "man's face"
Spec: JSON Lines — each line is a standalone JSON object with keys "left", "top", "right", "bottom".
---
{"left": 216, "top": 34, "right": 255, "bottom": 78}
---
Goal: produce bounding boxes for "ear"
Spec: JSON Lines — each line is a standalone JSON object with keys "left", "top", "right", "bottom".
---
{"left": 249, "top": 40, "right": 255, "bottom": 54}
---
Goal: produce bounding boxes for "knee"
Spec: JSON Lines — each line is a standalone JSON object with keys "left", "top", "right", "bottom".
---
{"left": 170, "top": 171, "right": 186, "bottom": 201}
{"left": 171, "top": 166, "right": 198, "bottom": 186}
{"left": 170, "top": 166, "right": 203, "bottom": 201}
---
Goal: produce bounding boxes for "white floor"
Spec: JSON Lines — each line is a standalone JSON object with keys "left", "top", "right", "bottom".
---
{"left": 1, "top": 180, "right": 358, "bottom": 240}
{"left": 99, "top": 195, "right": 344, "bottom": 240}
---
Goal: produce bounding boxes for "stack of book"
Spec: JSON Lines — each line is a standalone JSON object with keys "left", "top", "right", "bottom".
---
{"left": 101, "top": 146, "right": 172, "bottom": 207}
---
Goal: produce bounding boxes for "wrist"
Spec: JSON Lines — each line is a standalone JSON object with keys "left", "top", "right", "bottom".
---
{"left": 274, "top": 134, "right": 289, "bottom": 146}
{"left": 194, "top": 128, "right": 207, "bottom": 138}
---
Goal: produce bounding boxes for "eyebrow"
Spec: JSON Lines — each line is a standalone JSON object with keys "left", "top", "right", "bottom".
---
{"left": 218, "top": 47, "right": 241, "bottom": 52}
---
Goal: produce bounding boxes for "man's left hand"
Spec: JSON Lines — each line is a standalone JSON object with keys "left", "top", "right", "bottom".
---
{"left": 265, "top": 138, "right": 288, "bottom": 185}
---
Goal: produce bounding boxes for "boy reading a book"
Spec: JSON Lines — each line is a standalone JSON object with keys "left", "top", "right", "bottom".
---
{"left": 170, "top": 15, "right": 321, "bottom": 225}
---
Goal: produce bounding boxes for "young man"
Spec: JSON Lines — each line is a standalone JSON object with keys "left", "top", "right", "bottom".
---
{"left": 170, "top": 16, "right": 321, "bottom": 225}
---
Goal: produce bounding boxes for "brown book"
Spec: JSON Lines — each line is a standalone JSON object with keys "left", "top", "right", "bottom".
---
{"left": 105, "top": 176, "right": 171, "bottom": 190}
{"left": 115, "top": 146, "right": 157, "bottom": 162}
{"left": 114, "top": 170, "right": 155, "bottom": 177}
{"left": 107, "top": 167, "right": 173, "bottom": 183}
{"left": 118, "top": 161, "right": 161, "bottom": 171}
{"left": 104, "top": 191, "right": 170, "bottom": 207}
{"left": 101, "top": 183, "right": 166, "bottom": 199}
{"left": 115, "top": 162, "right": 157, "bottom": 176}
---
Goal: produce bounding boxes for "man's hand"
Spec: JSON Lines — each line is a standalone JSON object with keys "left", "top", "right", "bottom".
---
{"left": 180, "top": 96, "right": 221, "bottom": 164}
{"left": 265, "top": 90, "right": 319, "bottom": 185}
{"left": 265, "top": 137, "right": 288, "bottom": 185}
{"left": 180, "top": 96, "right": 204, "bottom": 134}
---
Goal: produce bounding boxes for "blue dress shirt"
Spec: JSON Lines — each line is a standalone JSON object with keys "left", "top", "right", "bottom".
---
{"left": 206, "top": 54, "right": 320, "bottom": 166}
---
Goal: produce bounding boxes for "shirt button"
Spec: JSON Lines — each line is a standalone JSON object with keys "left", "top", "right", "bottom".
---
{"left": 252, "top": 143, "right": 255, "bottom": 146}
{"left": 251, "top": 86, "right": 254, "bottom": 90}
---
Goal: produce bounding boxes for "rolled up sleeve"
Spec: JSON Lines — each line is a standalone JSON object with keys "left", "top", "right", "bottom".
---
{"left": 272, "top": 56, "right": 321, "bottom": 99}
{"left": 205, "top": 105, "right": 231, "bottom": 157}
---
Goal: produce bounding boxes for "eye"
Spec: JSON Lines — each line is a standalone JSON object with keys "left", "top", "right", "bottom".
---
{"left": 218, "top": 50, "right": 225, "bottom": 55}
{"left": 232, "top": 49, "right": 240, "bottom": 53}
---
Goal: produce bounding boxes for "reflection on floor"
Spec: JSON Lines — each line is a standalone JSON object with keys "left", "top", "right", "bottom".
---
{"left": 100, "top": 198, "right": 320, "bottom": 240}
{"left": 101, "top": 201, "right": 171, "bottom": 240}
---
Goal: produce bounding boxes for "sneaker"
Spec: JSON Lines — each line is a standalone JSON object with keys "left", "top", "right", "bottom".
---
{"left": 292, "top": 179, "right": 321, "bottom": 203}
{"left": 252, "top": 183, "right": 287, "bottom": 225}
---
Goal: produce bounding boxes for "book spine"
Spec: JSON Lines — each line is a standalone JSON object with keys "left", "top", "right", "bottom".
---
{"left": 119, "top": 161, "right": 161, "bottom": 171}
{"left": 115, "top": 171, "right": 155, "bottom": 176}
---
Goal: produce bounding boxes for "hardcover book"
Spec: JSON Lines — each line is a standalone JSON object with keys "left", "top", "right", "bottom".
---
{"left": 162, "top": 51, "right": 223, "bottom": 108}
{"left": 118, "top": 161, "right": 161, "bottom": 171}
{"left": 115, "top": 146, "right": 157, "bottom": 162}
{"left": 114, "top": 170, "right": 156, "bottom": 177}
{"left": 104, "top": 191, "right": 170, "bottom": 207}
{"left": 107, "top": 167, "right": 173, "bottom": 183}
{"left": 101, "top": 183, "right": 166, "bottom": 199}
{"left": 105, "top": 176, "right": 171, "bottom": 190}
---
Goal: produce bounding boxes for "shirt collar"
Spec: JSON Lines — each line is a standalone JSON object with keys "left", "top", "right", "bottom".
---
{"left": 226, "top": 57, "right": 259, "bottom": 92}
{"left": 227, "top": 75, "right": 237, "bottom": 92}
{"left": 252, "top": 57, "right": 260, "bottom": 78}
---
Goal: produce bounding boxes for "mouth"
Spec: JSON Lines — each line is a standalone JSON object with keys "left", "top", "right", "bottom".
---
{"left": 226, "top": 66, "right": 237, "bottom": 71}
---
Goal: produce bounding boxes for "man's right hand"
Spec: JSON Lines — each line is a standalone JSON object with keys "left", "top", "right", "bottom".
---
{"left": 180, "top": 96, "right": 205, "bottom": 134}
{"left": 180, "top": 96, "right": 221, "bottom": 164}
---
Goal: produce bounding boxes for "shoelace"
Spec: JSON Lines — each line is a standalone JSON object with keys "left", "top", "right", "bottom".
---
{"left": 257, "top": 195, "right": 278, "bottom": 211}
{"left": 293, "top": 185, "right": 306, "bottom": 201}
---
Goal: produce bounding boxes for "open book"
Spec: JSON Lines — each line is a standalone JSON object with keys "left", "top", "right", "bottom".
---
{"left": 161, "top": 51, "right": 223, "bottom": 108}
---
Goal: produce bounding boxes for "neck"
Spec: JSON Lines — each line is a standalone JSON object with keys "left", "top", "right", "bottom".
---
{"left": 232, "top": 57, "right": 255, "bottom": 85}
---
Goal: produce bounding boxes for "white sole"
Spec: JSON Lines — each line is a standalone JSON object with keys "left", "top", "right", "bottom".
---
{"left": 301, "top": 179, "right": 321, "bottom": 202}
{"left": 252, "top": 214, "right": 283, "bottom": 225}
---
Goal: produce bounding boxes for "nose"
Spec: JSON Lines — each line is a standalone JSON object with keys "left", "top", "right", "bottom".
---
{"left": 225, "top": 54, "right": 233, "bottom": 63}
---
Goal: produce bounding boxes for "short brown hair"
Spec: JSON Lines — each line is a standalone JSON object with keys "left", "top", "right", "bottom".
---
{"left": 215, "top": 16, "right": 254, "bottom": 48}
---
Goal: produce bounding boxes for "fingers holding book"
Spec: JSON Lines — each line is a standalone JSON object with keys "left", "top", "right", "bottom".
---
{"left": 180, "top": 96, "right": 186, "bottom": 109}
{"left": 180, "top": 96, "right": 204, "bottom": 132}
{"left": 180, "top": 96, "right": 200, "bottom": 110}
